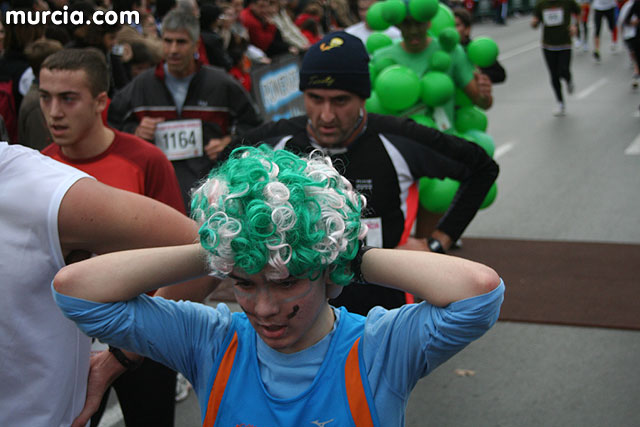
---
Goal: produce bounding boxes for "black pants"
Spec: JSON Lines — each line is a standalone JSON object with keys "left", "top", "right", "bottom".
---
{"left": 594, "top": 8, "right": 616, "bottom": 38}
{"left": 542, "top": 48, "right": 572, "bottom": 103}
{"left": 91, "top": 358, "right": 177, "bottom": 427}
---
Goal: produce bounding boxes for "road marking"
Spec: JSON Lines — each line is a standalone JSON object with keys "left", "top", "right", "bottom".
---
{"left": 575, "top": 78, "right": 608, "bottom": 100}
{"left": 625, "top": 134, "right": 640, "bottom": 155}
{"left": 494, "top": 142, "right": 514, "bottom": 159}
{"left": 497, "top": 41, "right": 541, "bottom": 61}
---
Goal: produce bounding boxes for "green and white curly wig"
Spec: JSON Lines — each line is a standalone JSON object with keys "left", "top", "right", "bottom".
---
{"left": 191, "top": 145, "right": 367, "bottom": 286}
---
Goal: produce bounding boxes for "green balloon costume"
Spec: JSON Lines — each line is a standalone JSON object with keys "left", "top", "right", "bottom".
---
{"left": 365, "top": 0, "right": 499, "bottom": 212}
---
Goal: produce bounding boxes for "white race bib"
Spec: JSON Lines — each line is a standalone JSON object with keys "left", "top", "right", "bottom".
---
{"left": 155, "top": 119, "right": 204, "bottom": 161}
{"left": 542, "top": 8, "right": 564, "bottom": 26}
{"left": 362, "top": 217, "right": 383, "bottom": 248}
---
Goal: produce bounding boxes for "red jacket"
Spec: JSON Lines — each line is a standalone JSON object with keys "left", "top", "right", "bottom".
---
{"left": 239, "top": 7, "right": 276, "bottom": 52}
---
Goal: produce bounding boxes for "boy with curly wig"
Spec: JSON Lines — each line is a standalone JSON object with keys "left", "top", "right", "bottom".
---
{"left": 53, "top": 145, "right": 504, "bottom": 427}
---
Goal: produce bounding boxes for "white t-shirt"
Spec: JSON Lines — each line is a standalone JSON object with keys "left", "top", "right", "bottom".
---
{"left": 345, "top": 21, "right": 403, "bottom": 50}
{"left": 592, "top": 0, "right": 617, "bottom": 11}
{"left": 0, "top": 143, "right": 92, "bottom": 426}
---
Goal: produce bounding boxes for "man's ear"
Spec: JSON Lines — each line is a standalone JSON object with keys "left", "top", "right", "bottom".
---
{"left": 95, "top": 91, "right": 108, "bottom": 114}
{"left": 324, "top": 271, "right": 343, "bottom": 299}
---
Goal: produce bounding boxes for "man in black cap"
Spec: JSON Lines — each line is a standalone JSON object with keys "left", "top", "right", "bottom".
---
{"left": 234, "top": 31, "right": 499, "bottom": 315}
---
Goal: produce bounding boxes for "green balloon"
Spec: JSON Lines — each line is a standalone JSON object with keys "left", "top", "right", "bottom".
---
{"left": 408, "top": 0, "right": 439, "bottom": 22}
{"left": 429, "top": 3, "right": 455, "bottom": 37}
{"left": 373, "top": 56, "right": 397, "bottom": 74}
{"left": 420, "top": 71, "right": 455, "bottom": 107}
{"left": 376, "top": 65, "right": 421, "bottom": 111}
{"left": 454, "top": 87, "right": 473, "bottom": 107}
{"left": 463, "top": 129, "right": 495, "bottom": 157}
{"left": 369, "top": 62, "right": 378, "bottom": 88}
{"left": 410, "top": 113, "right": 437, "bottom": 128}
{"left": 382, "top": 0, "right": 407, "bottom": 25}
{"left": 429, "top": 50, "right": 451, "bottom": 72}
{"left": 366, "top": 32, "right": 393, "bottom": 55}
{"left": 419, "top": 177, "right": 460, "bottom": 213}
{"left": 367, "top": 2, "right": 391, "bottom": 31}
{"left": 438, "top": 27, "right": 460, "bottom": 52}
{"left": 365, "top": 91, "right": 394, "bottom": 115}
{"left": 454, "top": 106, "right": 488, "bottom": 133}
{"left": 480, "top": 182, "right": 498, "bottom": 209}
{"left": 467, "top": 37, "right": 499, "bottom": 67}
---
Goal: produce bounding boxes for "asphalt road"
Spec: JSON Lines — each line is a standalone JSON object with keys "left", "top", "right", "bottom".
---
{"left": 99, "top": 14, "right": 640, "bottom": 427}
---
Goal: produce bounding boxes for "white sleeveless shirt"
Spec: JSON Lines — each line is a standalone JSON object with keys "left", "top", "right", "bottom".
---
{"left": 0, "top": 143, "right": 92, "bottom": 426}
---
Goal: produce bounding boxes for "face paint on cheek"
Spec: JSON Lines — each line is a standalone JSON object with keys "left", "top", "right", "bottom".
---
{"left": 287, "top": 305, "right": 300, "bottom": 319}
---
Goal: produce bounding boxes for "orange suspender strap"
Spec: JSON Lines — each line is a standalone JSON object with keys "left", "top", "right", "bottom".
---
{"left": 203, "top": 332, "right": 239, "bottom": 427}
{"left": 344, "top": 337, "right": 375, "bottom": 427}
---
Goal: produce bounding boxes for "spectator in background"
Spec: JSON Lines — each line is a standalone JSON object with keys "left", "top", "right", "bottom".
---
{"left": 200, "top": 2, "right": 233, "bottom": 70}
{"left": 107, "top": 9, "right": 262, "bottom": 211}
{"left": 241, "top": 0, "right": 293, "bottom": 58}
{"left": 295, "top": 0, "right": 324, "bottom": 44}
{"left": 345, "top": 0, "right": 402, "bottom": 45}
{"left": 65, "top": 1, "right": 130, "bottom": 95}
{"left": 454, "top": 7, "right": 506, "bottom": 84}
{"left": 17, "top": 38, "right": 62, "bottom": 150}
{"left": 0, "top": 13, "right": 6, "bottom": 56}
{"left": 0, "top": 8, "right": 45, "bottom": 143}
{"left": 270, "top": 0, "right": 311, "bottom": 52}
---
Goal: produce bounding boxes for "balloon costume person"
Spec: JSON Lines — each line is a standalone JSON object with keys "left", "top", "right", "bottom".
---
{"left": 364, "top": 0, "right": 500, "bottom": 216}
{"left": 53, "top": 144, "right": 505, "bottom": 426}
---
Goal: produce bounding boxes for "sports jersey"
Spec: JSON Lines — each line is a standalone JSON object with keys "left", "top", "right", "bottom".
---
{"left": 534, "top": 0, "right": 582, "bottom": 48}
{"left": 42, "top": 129, "right": 185, "bottom": 214}
{"left": 0, "top": 143, "right": 91, "bottom": 426}
{"left": 53, "top": 281, "right": 505, "bottom": 427}
{"left": 236, "top": 113, "right": 499, "bottom": 313}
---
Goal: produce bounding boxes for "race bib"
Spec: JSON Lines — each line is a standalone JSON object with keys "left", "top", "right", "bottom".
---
{"left": 542, "top": 8, "right": 564, "bottom": 26}
{"left": 362, "top": 217, "right": 383, "bottom": 248}
{"left": 155, "top": 119, "right": 204, "bottom": 161}
{"left": 433, "top": 107, "right": 451, "bottom": 132}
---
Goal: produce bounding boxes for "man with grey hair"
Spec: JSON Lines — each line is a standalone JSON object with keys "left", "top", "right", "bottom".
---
{"left": 108, "top": 9, "right": 262, "bottom": 213}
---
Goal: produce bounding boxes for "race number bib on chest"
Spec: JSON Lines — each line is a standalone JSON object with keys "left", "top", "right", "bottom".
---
{"left": 362, "top": 217, "right": 383, "bottom": 248}
{"left": 542, "top": 8, "right": 564, "bottom": 26}
{"left": 155, "top": 119, "right": 204, "bottom": 161}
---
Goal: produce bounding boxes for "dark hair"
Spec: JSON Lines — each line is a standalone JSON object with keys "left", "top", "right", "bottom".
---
{"left": 453, "top": 7, "right": 471, "bottom": 28}
{"left": 24, "top": 39, "right": 64, "bottom": 76}
{"left": 200, "top": 3, "right": 222, "bottom": 30}
{"left": 129, "top": 40, "right": 158, "bottom": 65}
{"left": 3, "top": 9, "right": 46, "bottom": 53}
{"left": 41, "top": 48, "right": 109, "bottom": 96}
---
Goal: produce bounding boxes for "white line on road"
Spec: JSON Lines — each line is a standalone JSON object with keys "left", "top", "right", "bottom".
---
{"left": 497, "top": 41, "right": 541, "bottom": 61}
{"left": 494, "top": 143, "right": 514, "bottom": 159}
{"left": 625, "top": 134, "right": 640, "bottom": 155}
{"left": 575, "top": 78, "right": 608, "bottom": 100}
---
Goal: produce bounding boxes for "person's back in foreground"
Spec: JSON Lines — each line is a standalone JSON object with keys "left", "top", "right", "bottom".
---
{"left": 54, "top": 145, "right": 505, "bottom": 426}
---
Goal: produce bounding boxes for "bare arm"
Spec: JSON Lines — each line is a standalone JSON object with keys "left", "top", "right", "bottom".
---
{"left": 54, "top": 244, "right": 208, "bottom": 302}
{"left": 463, "top": 71, "right": 493, "bottom": 110}
{"left": 57, "top": 178, "right": 219, "bottom": 301}
{"left": 359, "top": 248, "right": 501, "bottom": 307}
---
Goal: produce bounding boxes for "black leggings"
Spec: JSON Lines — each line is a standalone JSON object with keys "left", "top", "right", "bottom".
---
{"left": 543, "top": 48, "right": 572, "bottom": 103}
{"left": 594, "top": 8, "right": 616, "bottom": 37}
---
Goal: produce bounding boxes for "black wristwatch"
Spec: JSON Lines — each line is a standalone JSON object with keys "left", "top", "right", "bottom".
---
{"left": 427, "top": 237, "right": 446, "bottom": 254}
{"left": 109, "top": 346, "right": 143, "bottom": 371}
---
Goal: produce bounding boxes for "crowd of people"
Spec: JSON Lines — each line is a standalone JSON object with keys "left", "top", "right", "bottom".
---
{"left": 0, "top": 0, "right": 510, "bottom": 426}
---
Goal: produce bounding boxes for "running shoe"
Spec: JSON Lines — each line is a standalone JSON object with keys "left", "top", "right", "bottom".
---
{"left": 553, "top": 103, "right": 566, "bottom": 116}
{"left": 593, "top": 50, "right": 601, "bottom": 62}
{"left": 632, "top": 75, "right": 639, "bottom": 89}
{"left": 175, "top": 373, "right": 191, "bottom": 402}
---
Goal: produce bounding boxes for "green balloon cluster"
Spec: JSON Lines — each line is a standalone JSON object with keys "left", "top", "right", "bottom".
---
{"left": 364, "top": 1, "right": 500, "bottom": 212}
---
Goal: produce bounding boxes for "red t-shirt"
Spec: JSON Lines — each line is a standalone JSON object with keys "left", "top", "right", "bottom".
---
{"left": 42, "top": 129, "right": 186, "bottom": 214}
